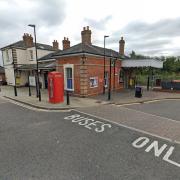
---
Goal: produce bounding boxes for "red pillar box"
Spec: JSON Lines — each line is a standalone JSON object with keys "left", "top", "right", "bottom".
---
{"left": 48, "top": 71, "right": 64, "bottom": 103}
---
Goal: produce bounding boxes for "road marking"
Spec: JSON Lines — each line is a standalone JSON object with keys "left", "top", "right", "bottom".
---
{"left": 64, "top": 114, "right": 112, "bottom": 133}
{"left": 116, "top": 99, "right": 180, "bottom": 106}
{"left": 144, "top": 99, "right": 180, "bottom": 104}
{"left": 116, "top": 102, "right": 142, "bottom": 107}
{"left": 132, "top": 136, "right": 180, "bottom": 168}
{"left": 74, "top": 109, "right": 180, "bottom": 145}
{"left": 121, "top": 106, "right": 180, "bottom": 124}
{"left": 0, "top": 101, "right": 8, "bottom": 105}
{"left": 1, "top": 97, "right": 71, "bottom": 112}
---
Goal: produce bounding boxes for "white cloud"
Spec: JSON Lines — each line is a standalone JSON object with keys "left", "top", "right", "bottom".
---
{"left": 1, "top": 0, "right": 180, "bottom": 65}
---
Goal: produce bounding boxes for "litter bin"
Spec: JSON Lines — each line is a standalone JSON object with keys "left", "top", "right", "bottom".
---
{"left": 156, "top": 79, "right": 161, "bottom": 86}
{"left": 135, "top": 86, "right": 142, "bottom": 98}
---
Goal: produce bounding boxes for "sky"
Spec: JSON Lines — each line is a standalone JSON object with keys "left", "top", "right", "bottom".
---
{"left": 1, "top": 0, "right": 180, "bottom": 65}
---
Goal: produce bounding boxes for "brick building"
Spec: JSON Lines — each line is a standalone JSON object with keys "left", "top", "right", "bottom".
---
{"left": 50, "top": 26, "right": 125, "bottom": 97}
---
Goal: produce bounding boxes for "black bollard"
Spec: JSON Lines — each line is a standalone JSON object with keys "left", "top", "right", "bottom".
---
{"left": 66, "top": 90, "right": 70, "bottom": 105}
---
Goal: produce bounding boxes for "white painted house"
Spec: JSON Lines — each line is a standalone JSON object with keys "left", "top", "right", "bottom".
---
{"left": 1, "top": 33, "right": 58, "bottom": 87}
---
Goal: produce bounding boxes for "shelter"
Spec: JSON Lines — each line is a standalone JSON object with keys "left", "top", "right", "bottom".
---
{"left": 121, "top": 59, "right": 163, "bottom": 89}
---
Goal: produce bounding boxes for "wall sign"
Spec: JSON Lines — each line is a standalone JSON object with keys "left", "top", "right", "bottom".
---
{"left": 29, "top": 76, "right": 36, "bottom": 86}
{"left": 90, "top": 77, "right": 98, "bottom": 88}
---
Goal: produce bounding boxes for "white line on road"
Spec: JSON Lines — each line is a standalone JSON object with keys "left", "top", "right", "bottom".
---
{"left": 115, "top": 102, "right": 142, "bottom": 106}
{"left": 0, "top": 101, "right": 8, "bottom": 105}
{"left": 1, "top": 97, "right": 71, "bottom": 112}
{"left": 74, "top": 109, "right": 180, "bottom": 145}
{"left": 121, "top": 106, "right": 180, "bottom": 124}
{"left": 115, "top": 99, "right": 180, "bottom": 107}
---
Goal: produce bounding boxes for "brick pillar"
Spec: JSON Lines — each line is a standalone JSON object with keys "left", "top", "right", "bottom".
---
{"left": 80, "top": 65, "right": 88, "bottom": 97}
{"left": 12, "top": 48, "right": 17, "bottom": 68}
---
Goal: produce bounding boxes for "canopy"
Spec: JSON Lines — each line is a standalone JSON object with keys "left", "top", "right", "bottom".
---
{"left": 122, "top": 59, "right": 163, "bottom": 68}
{"left": 17, "top": 62, "right": 56, "bottom": 70}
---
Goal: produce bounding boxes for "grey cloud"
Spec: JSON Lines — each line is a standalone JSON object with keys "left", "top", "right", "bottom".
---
{"left": 84, "top": 15, "right": 112, "bottom": 30}
{"left": 0, "top": 0, "right": 66, "bottom": 46}
{"left": 0, "top": 0, "right": 66, "bottom": 65}
{"left": 127, "top": 39, "right": 171, "bottom": 50}
{"left": 121, "top": 18, "right": 180, "bottom": 40}
{"left": 109, "top": 18, "right": 180, "bottom": 56}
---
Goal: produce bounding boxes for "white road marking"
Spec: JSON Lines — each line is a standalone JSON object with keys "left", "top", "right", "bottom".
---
{"left": 116, "top": 99, "right": 180, "bottom": 106}
{"left": 0, "top": 101, "right": 8, "bottom": 105}
{"left": 144, "top": 99, "right": 180, "bottom": 104}
{"left": 132, "top": 136, "right": 180, "bottom": 168}
{"left": 74, "top": 109, "right": 180, "bottom": 145}
{"left": 121, "top": 106, "right": 180, "bottom": 124}
{"left": 1, "top": 97, "right": 71, "bottom": 112}
{"left": 64, "top": 114, "right": 112, "bottom": 133}
{"left": 116, "top": 102, "right": 142, "bottom": 107}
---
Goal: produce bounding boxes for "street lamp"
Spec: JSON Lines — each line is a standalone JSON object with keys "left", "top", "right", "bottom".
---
{"left": 28, "top": 24, "right": 41, "bottom": 101}
{"left": 103, "top": 35, "right": 109, "bottom": 94}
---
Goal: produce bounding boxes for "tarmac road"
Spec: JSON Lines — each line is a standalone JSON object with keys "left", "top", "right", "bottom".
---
{"left": 124, "top": 99, "right": 180, "bottom": 121}
{"left": 0, "top": 97, "right": 180, "bottom": 180}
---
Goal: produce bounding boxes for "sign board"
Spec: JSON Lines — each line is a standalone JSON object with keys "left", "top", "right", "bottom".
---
{"left": 29, "top": 76, "right": 36, "bottom": 86}
{"left": 90, "top": 77, "right": 98, "bottom": 88}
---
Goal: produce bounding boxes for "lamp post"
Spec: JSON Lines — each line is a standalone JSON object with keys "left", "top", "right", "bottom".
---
{"left": 28, "top": 24, "right": 41, "bottom": 101}
{"left": 103, "top": 35, "right": 109, "bottom": 94}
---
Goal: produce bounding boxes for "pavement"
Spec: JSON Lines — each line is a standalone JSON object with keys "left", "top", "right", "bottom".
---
{"left": 0, "top": 86, "right": 99, "bottom": 110}
{"left": 0, "top": 97, "right": 180, "bottom": 179}
{"left": 92, "top": 87, "right": 180, "bottom": 105}
{"left": 0, "top": 85, "right": 180, "bottom": 110}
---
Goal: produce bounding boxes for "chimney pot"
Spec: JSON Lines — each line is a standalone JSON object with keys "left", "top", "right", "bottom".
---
{"left": 62, "top": 37, "right": 70, "bottom": 50}
{"left": 23, "top": 33, "right": 33, "bottom": 47}
{"left": 81, "top": 26, "right": 92, "bottom": 45}
{"left": 119, "top": 36, "right": 125, "bottom": 56}
{"left": 52, "top": 40, "right": 59, "bottom": 50}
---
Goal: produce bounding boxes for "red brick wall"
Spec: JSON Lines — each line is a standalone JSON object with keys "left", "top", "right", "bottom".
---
{"left": 85, "top": 56, "right": 123, "bottom": 96}
{"left": 56, "top": 56, "right": 81, "bottom": 95}
{"left": 56, "top": 55, "right": 124, "bottom": 96}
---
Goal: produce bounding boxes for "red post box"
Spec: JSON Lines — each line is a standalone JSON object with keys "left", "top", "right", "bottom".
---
{"left": 48, "top": 71, "right": 64, "bottom": 103}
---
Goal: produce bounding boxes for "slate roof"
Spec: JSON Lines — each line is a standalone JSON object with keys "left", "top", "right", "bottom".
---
{"left": 38, "top": 51, "right": 58, "bottom": 61}
{"left": 52, "top": 43, "right": 126, "bottom": 59}
{"left": 1, "top": 41, "right": 55, "bottom": 51}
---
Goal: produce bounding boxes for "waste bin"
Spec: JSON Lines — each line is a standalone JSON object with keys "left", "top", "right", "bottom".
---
{"left": 135, "top": 86, "right": 142, "bottom": 98}
{"left": 156, "top": 79, "right": 161, "bottom": 86}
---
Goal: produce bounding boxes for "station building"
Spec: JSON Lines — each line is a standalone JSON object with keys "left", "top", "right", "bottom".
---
{"left": 42, "top": 26, "right": 126, "bottom": 97}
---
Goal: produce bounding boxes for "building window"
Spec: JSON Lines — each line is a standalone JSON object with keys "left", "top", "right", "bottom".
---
{"left": 119, "top": 70, "right": 124, "bottom": 83}
{"left": 29, "top": 50, "right": 33, "bottom": 60}
{"left": 90, "top": 77, "right": 98, "bottom": 88}
{"left": 64, "top": 64, "right": 74, "bottom": 91}
{"left": 104, "top": 72, "right": 108, "bottom": 87}
{"left": 66, "top": 68, "right": 73, "bottom": 89}
{"left": 6, "top": 50, "right": 10, "bottom": 62}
